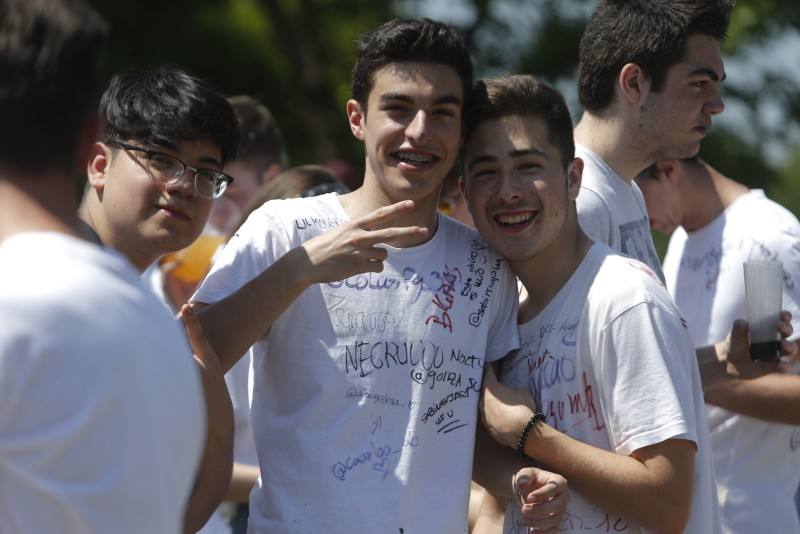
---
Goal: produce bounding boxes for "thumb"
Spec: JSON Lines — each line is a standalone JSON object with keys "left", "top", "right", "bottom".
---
{"left": 178, "top": 304, "right": 212, "bottom": 364}
{"left": 731, "top": 318, "right": 749, "bottom": 342}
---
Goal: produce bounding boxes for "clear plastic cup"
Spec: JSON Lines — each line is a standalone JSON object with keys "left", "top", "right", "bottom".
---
{"left": 743, "top": 260, "right": 783, "bottom": 361}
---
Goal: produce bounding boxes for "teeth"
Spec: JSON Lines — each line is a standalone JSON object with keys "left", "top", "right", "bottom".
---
{"left": 496, "top": 213, "right": 533, "bottom": 225}
{"left": 397, "top": 153, "right": 433, "bottom": 165}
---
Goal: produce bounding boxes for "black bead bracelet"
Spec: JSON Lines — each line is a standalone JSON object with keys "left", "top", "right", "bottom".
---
{"left": 516, "top": 412, "right": 546, "bottom": 456}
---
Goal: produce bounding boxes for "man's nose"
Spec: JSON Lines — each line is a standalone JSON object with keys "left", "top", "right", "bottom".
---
{"left": 405, "top": 110, "right": 432, "bottom": 143}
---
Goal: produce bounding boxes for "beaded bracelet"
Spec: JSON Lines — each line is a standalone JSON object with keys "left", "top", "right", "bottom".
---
{"left": 516, "top": 412, "right": 546, "bottom": 456}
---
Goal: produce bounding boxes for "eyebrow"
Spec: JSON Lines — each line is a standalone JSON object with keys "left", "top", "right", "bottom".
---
{"left": 467, "top": 148, "right": 547, "bottom": 169}
{"left": 199, "top": 156, "right": 223, "bottom": 169}
{"left": 510, "top": 148, "right": 548, "bottom": 159}
{"left": 379, "top": 93, "right": 462, "bottom": 106}
{"left": 153, "top": 141, "right": 222, "bottom": 169}
{"left": 690, "top": 67, "right": 726, "bottom": 82}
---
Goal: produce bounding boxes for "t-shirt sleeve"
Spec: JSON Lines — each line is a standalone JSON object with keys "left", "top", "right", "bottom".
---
{"left": 193, "top": 205, "right": 291, "bottom": 305}
{"left": 594, "top": 301, "right": 700, "bottom": 455}
{"left": 577, "top": 187, "right": 613, "bottom": 247}
{"left": 484, "top": 263, "right": 520, "bottom": 363}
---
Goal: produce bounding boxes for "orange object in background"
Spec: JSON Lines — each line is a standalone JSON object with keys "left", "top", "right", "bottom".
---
{"left": 161, "top": 233, "right": 226, "bottom": 284}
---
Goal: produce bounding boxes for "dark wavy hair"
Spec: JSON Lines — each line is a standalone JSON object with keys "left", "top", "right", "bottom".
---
{"left": 578, "top": 0, "right": 733, "bottom": 113}
{"left": 351, "top": 18, "right": 473, "bottom": 110}
{"left": 0, "top": 0, "right": 108, "bottom": 173}
{"left": 100, "top": 65, "right": 239, "bottom": 165}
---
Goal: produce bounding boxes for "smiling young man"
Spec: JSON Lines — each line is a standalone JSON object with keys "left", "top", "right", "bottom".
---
{"left": 463, "top": 75, "right": 721, "bottom": 533}
{"left": 574, "top": 0, "right": 731, "bottom": 279}
{"left": 192, "top": 19, "right": 567, "bottom": 533}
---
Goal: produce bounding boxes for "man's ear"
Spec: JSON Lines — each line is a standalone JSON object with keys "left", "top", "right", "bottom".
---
{"left": 346, "top": 99, "right": 366, "bottom": 141}
{"left": 458, "top": 175, "right": 468, "bottom": 201}
{"left": 654, "top": 159, "right": 681, "bottom": 184}
{"left": 567, "top": 157, "right": 584, "bottom": 201}
{"left": 259, "top": 162, "right": 284, "bottom": 184}
{"left": 86, "top": 141, "right": 111, "bottom": 193}
{"left": 618, "top": 63, "right": 650, "bottom": 105}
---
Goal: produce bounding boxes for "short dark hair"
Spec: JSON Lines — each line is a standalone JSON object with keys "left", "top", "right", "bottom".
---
{"left": 636, "top": 155, "right": 703, "bottom": 182}
{"left": 0, "top": 0, "right": 108, "bottom": 173}
{"left": 228, "top": 95, "right": 288, "bottom": 170}
{"left": 464, "top": 75, "right": 575, "bottom": 169}
{"left": 100, "top": 65, "right": 239, "bottom": 165}
{"left": 578, "top": 0, "right": 733, "bottom": 113}
{"left": 351, "top": 18, "right": 473, "bottom": 109}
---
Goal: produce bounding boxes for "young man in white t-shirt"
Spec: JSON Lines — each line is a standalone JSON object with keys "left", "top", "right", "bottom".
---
{"left": 193, "top": 19, "right": 568, "bottom": 533}
{"left": 573, "top": 0, "right": 732, "bottom": 281}
{"left": 636, "top": 157, "right": 800, "bottom": 533}
{"left": 0, "top": 2, "right": 206, "bottom": 532}
{"left": 463, "top": 74, "right": 722, "bottom": 533}
{"left": 79, "top": 65, "right": 243, "bottom": 532}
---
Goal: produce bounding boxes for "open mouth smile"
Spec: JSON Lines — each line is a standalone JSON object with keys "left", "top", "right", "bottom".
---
{"left": 494, "top": 210, "right": 537, "bottom": 230}
{"left": 393, "top": 150, "right": 439, "bottom": 170}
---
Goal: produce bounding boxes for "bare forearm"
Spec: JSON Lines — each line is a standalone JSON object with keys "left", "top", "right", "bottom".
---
{"left": 194, "top": 248, "right": 309, "bottom": 373}
{"left": 525, "top": 425, "right": 692, "bottom": 532}
{"left": 704, "top": 373, "right": 800, "bottom": 424}
{"left": 184, "top": 364, "right": 234, "bottom": 533}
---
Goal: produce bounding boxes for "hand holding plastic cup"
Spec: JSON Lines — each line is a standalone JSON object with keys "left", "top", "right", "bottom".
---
{"left": 743, "top": 260, "right": 783, "bottom": 361}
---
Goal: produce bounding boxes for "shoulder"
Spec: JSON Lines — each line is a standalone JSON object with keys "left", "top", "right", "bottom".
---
{"left": 587, "top": 249, "right": 678, "bottom": 322}
{"left": 722, "top": 193, "right": 800, "bottom": 261}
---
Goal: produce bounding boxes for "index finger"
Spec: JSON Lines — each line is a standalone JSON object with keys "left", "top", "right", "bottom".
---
{"left": 356, "top": 200, "right": 416, "bottom": 230}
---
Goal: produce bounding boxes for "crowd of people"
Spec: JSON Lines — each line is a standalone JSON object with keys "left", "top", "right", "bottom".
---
{"left": 2, "top": 0, "right": 799, "bottom": 533}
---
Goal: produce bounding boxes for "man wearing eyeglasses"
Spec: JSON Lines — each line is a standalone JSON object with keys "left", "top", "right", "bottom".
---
{"left": 80, "top": 65, "right": 237, "bottom": 272}
{"left": 78, "top": 65, "right": 240, "bottom": 532}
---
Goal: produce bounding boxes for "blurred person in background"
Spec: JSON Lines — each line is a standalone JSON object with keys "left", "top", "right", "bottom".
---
{"left": 636, "top": 156, "right": 800, "bottom": 533}
{"left": 79, "top": 64, "right": 240, "bottom": 532}
{"left": 210, "top": 95, "right": 288, "bottom": 236}
{"left": 0, "top": 1, "right": 212, "bottom": 532}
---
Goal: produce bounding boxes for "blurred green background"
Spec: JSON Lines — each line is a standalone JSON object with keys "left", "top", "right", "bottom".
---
{"left": 88, "top": 0, "right": 800, "bottom": 254}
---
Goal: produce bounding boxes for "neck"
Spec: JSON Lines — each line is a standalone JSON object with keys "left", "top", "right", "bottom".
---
{"left": 681, "top": 163, "right": 749, "bottom": 232}
{"left": 0, "top": 171, "right": 83, "bottom": 244}
{"left": 338, "top": 171, "right": 441, "bottom": 248}
{"left": 513, "top": 209, "right": 594, "bottom": 322}
{"left": 575, "top": 111, "right": 652, "bottom": 183}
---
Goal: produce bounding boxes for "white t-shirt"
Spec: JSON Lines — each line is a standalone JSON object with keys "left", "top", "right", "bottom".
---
{"left": 0, "top": 232, "right": 205, "bottom": 534}
{"left": 500, "top": 244, "right": 720, "bottom": 534}
{"left": 194, "top": 193, "right": 520, "bottom": 533}
{"left": 575, "top": 144, "right": 664, "bottom": 282}
{"left": 662, "top": 190, "right": 800, "bottom": 533}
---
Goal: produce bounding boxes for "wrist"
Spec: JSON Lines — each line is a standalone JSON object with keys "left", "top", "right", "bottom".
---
{"left": 279, "top": 247, "right": 316, "bottom": 289}
{"left": 517, "top": 412, "right": 546, "bottom": 458}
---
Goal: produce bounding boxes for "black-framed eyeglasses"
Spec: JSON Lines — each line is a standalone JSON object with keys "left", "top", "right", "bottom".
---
{"left": 107, "top": 139, "right": 233, "bottom": 200}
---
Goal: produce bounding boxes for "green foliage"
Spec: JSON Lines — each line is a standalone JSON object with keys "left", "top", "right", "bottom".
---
{"left": 88, "top": 0, "right": 394, "bottom": 167}
{"left": 87, "top": 0, "right": 800, "bottom": 211}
